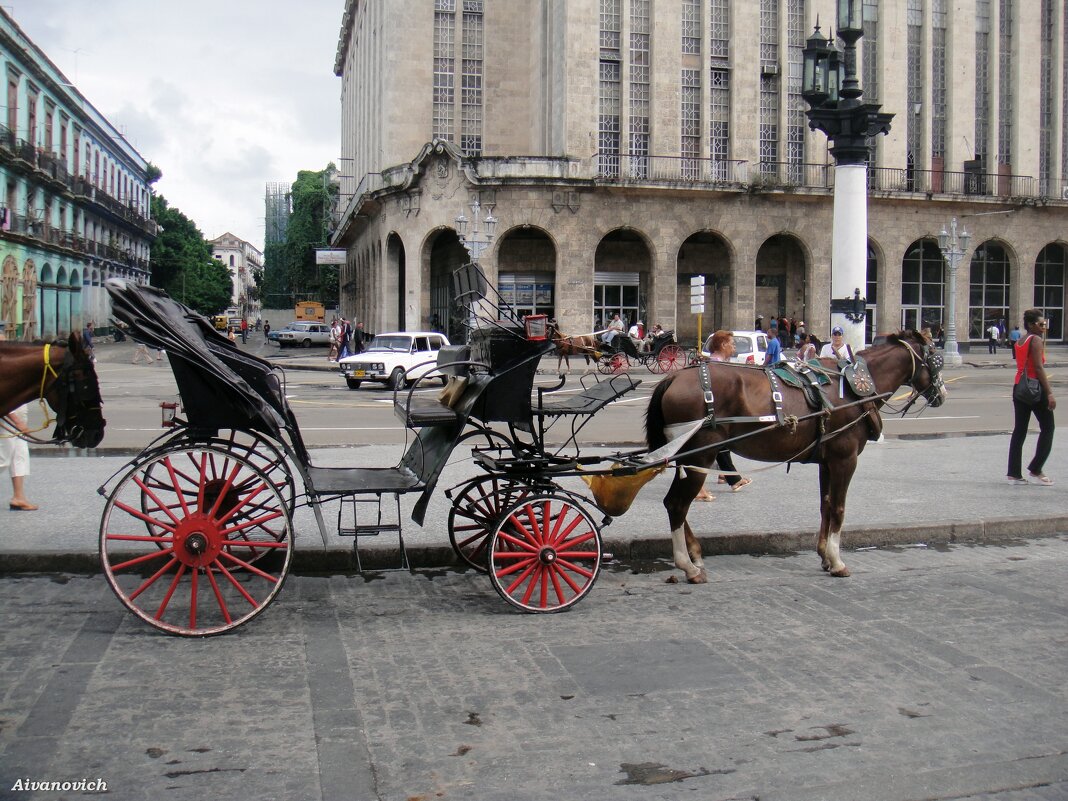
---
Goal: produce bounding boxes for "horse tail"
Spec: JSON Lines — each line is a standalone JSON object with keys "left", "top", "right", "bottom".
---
{"left": 645, "top": 373, "right": 674, "bottom": 452}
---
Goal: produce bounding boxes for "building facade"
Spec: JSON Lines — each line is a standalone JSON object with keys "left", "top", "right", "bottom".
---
{"left": 210, "top": 232, "right": 263, "bottom": 321}
{"left": 332, "top": 0, "right": 1068, "bottom": 347}
{"left": 0, "top": 9, "right": 156, "bottom": 341}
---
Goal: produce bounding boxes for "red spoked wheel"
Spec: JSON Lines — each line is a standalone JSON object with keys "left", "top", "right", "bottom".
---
{"left": 100, "top": 446, "right": 293, "bottom": 636}
{"left": 448, "top": 476, "right": 530, "bottom": 572}
{"left": 597, "top": 353, "right": 629, "bottom": 375}
{"left": 656, "top": 344, "right": 686, "bottom": 372}
{"left": 488, "top": 494, "right": 602, "bottom": 613}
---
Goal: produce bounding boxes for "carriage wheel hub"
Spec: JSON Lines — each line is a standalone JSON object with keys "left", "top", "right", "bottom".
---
{"left": 173, "top": 514, "right": 224, "bottom": 567}
{"left": 539, "top": 547, "right": 557, "bottom": 564}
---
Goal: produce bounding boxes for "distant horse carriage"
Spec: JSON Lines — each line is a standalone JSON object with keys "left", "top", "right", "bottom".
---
{"left": 549, "top": 322, "right": 687, "bottom": 374}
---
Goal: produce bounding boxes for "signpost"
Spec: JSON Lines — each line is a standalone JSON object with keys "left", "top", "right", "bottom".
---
{"left": 314, "top": 249, "right": 347, "bottom": 265}
{"left": 690, "top": 275, "right": 706, "bottom": 353}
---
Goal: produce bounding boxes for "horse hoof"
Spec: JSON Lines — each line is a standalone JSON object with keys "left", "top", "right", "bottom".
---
{"left": 821, "top": 561, "right": 831, "bottom": 572}
{"left": 686, "top": 570, "right": 708, "bottom": 584}
{"left": 830, "top": 566, "right": 851, "bottom": 578}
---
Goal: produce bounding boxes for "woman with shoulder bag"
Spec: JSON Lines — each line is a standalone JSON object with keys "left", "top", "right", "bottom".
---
{"left": 1006, "top": 309, "right": 1056, "bottom": 485}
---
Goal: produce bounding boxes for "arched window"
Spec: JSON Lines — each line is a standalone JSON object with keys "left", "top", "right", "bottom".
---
{"left": 1034, "top": 243, "right": 1066, "bottom": 340}
{"left": 968, "top": 242, "right": 1010, "bottom": 340}
{"left": 900, "top": 239, "right": 944, "bottom": 333}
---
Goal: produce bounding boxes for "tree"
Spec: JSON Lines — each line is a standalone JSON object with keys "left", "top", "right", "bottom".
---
{"left": 149, "top": 195, "right": 233, "bottom": 315}
{"left": 260, "top": 165, "right": 339, "bottom": 310}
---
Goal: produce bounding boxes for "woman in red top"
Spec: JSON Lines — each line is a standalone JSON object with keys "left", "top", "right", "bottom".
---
{"left": 1006, "top": 309, "right": 1056, "bottom": 485}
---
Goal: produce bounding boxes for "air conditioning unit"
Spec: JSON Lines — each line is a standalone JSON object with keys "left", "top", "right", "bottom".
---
{"left": 761, "top": 61, "right": 780, "bottom": 76}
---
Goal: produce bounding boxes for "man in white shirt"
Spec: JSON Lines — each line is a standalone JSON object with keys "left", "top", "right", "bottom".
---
{"left": 986, "top": 323, "right": 1000, "bottom": 355}
{"left": 819, "top": 326, "right": 854, "bottom": 362}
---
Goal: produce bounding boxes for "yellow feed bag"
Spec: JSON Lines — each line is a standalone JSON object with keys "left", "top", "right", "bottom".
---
{"left": 581, "top": 464, "right": 665, "bottom": 516}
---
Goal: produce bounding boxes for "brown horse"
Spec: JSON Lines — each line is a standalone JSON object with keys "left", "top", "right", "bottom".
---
{"left": 0, "top": 332, "right": 106, "bottom": 448}
{"left": 644, "top": 330, "right": 946, "bottom": 583}
{"left": 548, "top": 321, "right": 601, "bottom": 373}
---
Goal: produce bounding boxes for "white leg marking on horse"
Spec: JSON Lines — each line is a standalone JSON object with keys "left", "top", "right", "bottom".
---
{"left": 827, "top": 530, "right": 849, "bottom": 576}
{"left": 671, "top": 526, "right": 702, "bottom": 579}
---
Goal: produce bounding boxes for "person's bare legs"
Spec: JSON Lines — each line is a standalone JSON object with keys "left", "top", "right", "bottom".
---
{"left": 10, "top": 475, "right": 37, "bottom": 510}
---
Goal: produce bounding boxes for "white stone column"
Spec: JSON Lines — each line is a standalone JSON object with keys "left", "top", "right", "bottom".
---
{"left": 831, "top": 162, "right": 869, "bottom": 352}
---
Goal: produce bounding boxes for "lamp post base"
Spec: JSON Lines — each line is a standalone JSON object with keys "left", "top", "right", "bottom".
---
{"left": 942, "top": 348, "right": 963, "bottom": 367}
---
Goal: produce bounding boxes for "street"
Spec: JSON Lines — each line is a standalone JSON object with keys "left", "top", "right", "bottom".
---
{"left": 1, "top": 537, "right": 1066, "bottom": 800}
{"left": 28, "top": 337, "right": 1063, "bottom": 451}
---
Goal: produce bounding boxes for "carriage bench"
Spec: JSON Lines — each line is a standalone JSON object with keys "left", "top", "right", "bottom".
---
{"left": 394, "top": 345, "right": 475, "bottom": 428}
{"left": 535, "top": 373, "right": 641, "bottom": 417}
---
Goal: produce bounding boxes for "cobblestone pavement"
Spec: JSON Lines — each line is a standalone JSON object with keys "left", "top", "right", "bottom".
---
{"left": 1, "top": 537, "right": 1066, "bottom": 801}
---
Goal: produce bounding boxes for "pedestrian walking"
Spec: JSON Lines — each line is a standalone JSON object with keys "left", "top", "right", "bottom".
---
{"left": 986, "top": 322, "right": 999, "bottom": 355}
{"left": 797, "top": 333, "right": 818, "bottom": 362}
{"left": 131, "top": 341, "right": 153, "bottom": 365}
{"left": 352, "top": 322, "right": 367, "bottom": 355}
{"left": 819, "top": 326, "right": 854, "bottom": 362}
{"left": 263, "top": 321, "right": 271, "bottom": 343}
{"left": 1006, "top": 309, "right": 1056, "bottom": 486}
{"left": 0, "top": 404, "right": 38, "bottom": 511}
{"left": 227, "top": 326, "right": 237, "bottom": 344}
{"left": 1008, "top": 325, "right": 1021, "bottom": 357}
{"left": 82, "top": 321, "right": 95, "bottom": 362}
{"left": 240, "top": 318, "right": 248, "bottom": 344}
{"left": 695, "top": 331, "right": 752, "bottom": 502}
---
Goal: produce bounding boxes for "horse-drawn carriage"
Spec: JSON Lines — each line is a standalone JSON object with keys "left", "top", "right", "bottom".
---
{"left": 550, "top": 323, "right": 688, "bottom": 375}
{"left": 96, "top": 264, "right": 651, "bottom": 636}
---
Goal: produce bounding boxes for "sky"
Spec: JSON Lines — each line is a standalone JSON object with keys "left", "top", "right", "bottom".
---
{"left": 10, "top": 0, "right": 343, "bottom": 252}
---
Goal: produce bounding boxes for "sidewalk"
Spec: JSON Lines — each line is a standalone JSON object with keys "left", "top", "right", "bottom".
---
{"left": 2, "top": 433, "right": 1065, "bottom": 574}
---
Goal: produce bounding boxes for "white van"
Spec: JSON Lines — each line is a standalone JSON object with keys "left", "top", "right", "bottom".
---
{"left": 701, "top": 331, "right": 771, "bottom": 365}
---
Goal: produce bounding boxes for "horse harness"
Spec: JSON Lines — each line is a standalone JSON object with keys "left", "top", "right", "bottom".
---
{"left": 696, "top": 357, "right": 883, "bottom": 459}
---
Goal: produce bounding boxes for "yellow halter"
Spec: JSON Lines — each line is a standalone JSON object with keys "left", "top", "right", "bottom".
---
{"left": 0, "top": 343, "right": 60, "bottom": 440}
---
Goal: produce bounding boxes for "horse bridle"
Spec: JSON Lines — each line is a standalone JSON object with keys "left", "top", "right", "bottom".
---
{"left": 899, "top": 338, "right": 946, "bottom": 410}
{"left": 51, "top": 348, "right": 105, "bottom": 445}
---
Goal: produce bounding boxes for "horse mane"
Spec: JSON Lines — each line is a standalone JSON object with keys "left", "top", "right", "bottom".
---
{"left": 883, "top": 329, "right": 932, "bottom": 347}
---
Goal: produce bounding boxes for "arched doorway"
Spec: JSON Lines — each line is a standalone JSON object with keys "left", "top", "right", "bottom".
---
{"left": 865, "top": 241, "right": 880, "bottom": 342}
{"left": 1, "top": 256, "right": 17, "bottom": 336}
{"left": 39, "top": 264, "right": 55, "bottom": 339}
{"left": 1034, "top": 243, "right": 1066, "bottom": 341}
{"left": 385, "top": 232, "right": 406, "bottom": 332}
{"left": 21, "top": 262, "right": 37, "bottom": 341}
{"left": 677, "top": 232, "right": 732, "bottom": 334}
{"left": 755, "top": 234, "right": 807, "bottom": 327}
{"left": 967, "top": 241, "right": 1011, "bottom": 341}
{"left": 427, "top": 229, "right": 470, "bottom": 340}
{"left": 496, "top": 227, "right": 557, "bottom": 320}
{"left": 900, "top": 239, "right": 944, "bottom": 335}
{"left": 69, "top": 268, "right": 82, "bottom": 332}
{"left": 56, "top": 266, "right": 69, "bottom": 336}
{"left": 593, "top": 229, "right": 653, "bottom": 331}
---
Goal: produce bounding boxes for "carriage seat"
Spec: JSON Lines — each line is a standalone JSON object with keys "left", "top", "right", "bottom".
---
{"left": 394, "top": 345, "right": 474, "bottom": 428}
{"left": 535, "top": 374, "right": 641, "bottom": 417}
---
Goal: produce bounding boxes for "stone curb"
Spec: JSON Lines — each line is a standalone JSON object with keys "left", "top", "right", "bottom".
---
{"left": 4, "top": 515, "right": 1065, "bottom": 576}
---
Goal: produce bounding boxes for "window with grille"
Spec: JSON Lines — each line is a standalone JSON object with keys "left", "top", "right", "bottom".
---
{"left": 1034, "top": 244, "right": 1066, "bottom": 340}
{"left": 710, "top": 68, "right": 730, "bottom": 179}
{"left": 681, "top": 69, "right": 700, "bottom": 179}
{"left": 998, "top": 0, "right": 1013, "bottom": 166}
{"left": 629, "top": 0, "right": 650, "bottom": 179}
{"left": 600, "top": 0, "right": 621, "bottom": 53}
{"left": 432, "top": 1, "right": 456, "bottom": 143}
{"left": 599, "top": 60, "right": 621, "bottom": 177}
{"left": 709, "top": 0, "right": 729, "bottom": 59}
{"left": 682, "top": 0, "right": 701, "bottom": 55}
{"left": 968, "top": 243, "right": 1010, "bottom": 340}
{"left": 1038, "top": 0, "right": 1053, "bottom": 195}
{"left": 759, "top": 0, "right": 779, "bottom": 179}
{"left": 975, "top": 0, "right": 990, "bottom": 162}
{"left": 461, "top": 3, "right": 483, "bottom": 156}
{"left": 785, "top": 0, "right": 805, "bottom": 183}
{"left": 862, "top": 0, "right": 880, "bottom": 166}
{"left": 906, "top": 0, "right": 923, "bottom": 185}
{"left": 932, "top": 0, "right": 947, "bottom": 164}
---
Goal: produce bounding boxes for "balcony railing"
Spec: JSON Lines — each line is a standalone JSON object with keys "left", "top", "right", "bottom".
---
{"left": 595, "top": 153, "right": 748, "bottom": 184}
{"left": 867, "top": 167, "right": 1040, "bottom": 198}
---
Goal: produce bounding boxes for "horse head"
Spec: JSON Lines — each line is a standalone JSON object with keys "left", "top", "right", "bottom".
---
{"left": 891, "top": 330, "right": 947, "bottom": 408}
{"left": 48, "top": 331, "right": 106, "bottom": 448}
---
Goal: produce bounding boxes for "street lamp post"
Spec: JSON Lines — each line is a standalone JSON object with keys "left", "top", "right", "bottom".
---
{"left": 801, "top": 1, "right": 894, "bottom": 352}
{"left": 937, "top": 217, "right": 971, "bottom": 366}
{"left": 455, "top": 198, "right": 497, "bottom": 264}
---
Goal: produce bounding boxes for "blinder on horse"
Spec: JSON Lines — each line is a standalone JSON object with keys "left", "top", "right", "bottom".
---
{"left": 902, "top": 339, "right": 947, "bottom": 409}
{"left": 51, "top": 348, "right": 106, "bottom": 448}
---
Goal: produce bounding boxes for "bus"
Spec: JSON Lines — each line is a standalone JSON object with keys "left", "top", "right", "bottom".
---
{"left": 295, "top": 301, "right": 325, "bottom": 322}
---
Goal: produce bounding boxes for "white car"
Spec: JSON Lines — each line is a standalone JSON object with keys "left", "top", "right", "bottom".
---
{"left": 701, "top": 330, "right": 771, "bottom": 365}
{"left": 276, "top": 321, "right": 332, "bottom": 348}
{"left": 339, "top": 331, "right": 451, "bottom": 390}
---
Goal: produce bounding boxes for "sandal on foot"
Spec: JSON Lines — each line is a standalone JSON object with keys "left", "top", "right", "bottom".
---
{"left": 1006, "top": 477, "right": 1028, "bottom": 485}
{"left": 731, "top": 477, "right": 752, "bottom": 492}
{"left": 9, "top": 502, "right": 39, "bottom": 511}
{"left": 694, "top": 494, "right": 716, "bottom": 503}
{"left": 716, "top": 475, "right": 727, "bottom": 484}
{"left": 1028, "top": 474, "right": 1053, "bottom": 486}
